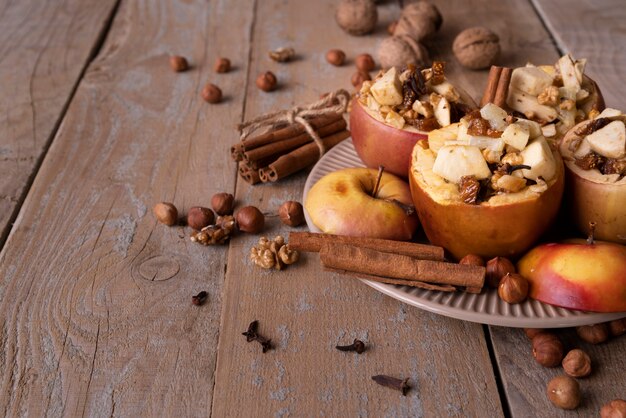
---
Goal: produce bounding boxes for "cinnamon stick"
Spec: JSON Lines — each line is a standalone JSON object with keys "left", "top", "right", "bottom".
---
{"left": 239, "top": 165, "right": 261, "bottom": 184}
{"left": 319, "top": 243, "right": 485, "bottom": 289}
{"left": 243, "top": 118, "right": 347, "bottom": 163}
{"left": 324, "top": 267, "right": 457, "bottom": 292}
{"left": 480, "top": 65, "right": 512, "bottom": 108}
{"left": 265, "top": 129, "right": 350, "bottom": 182}
{"left": 494, "top": 67, "right": 512, "bottom": 108}
{"left": 289, "top": 232, "right": 444, "bottom": 261}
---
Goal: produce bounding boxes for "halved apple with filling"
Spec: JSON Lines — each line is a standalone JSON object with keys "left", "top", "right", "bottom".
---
{"left": 559, "top": 108, "right": 626, "bottom": 243}
{"left": 505, "top": 54, "right": 604, "bottom": 140}
{"left": 351, "top": 63, "right": 477, "bottom": 177}
{"left": 409, "top": 103, "right": 564, "bottom": 260}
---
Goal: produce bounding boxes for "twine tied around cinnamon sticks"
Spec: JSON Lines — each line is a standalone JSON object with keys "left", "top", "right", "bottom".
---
{"left": 232, "top": 89, "right": 352, "bottom": 184}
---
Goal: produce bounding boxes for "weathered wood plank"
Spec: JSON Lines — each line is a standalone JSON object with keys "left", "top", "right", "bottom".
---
{"left": 532, "top": 0, "right": 626, "bottom": 108}
{"left": 0, "top": 0, "right": 119, "bottom": 247}
{"left": 211, "top": 1, "right": 514, "bottom": 416}
{"left": 0, "top": 0, "right": 253, "bottom": 416}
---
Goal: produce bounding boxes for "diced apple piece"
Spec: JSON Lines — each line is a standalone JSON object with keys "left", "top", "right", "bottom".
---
{"left": 507, "top": 88, "right": 558, "bottom": 123}
{"left": 430, "top": 81, "right": 460, "bottom": 103}
{"left": 468, "top": 135, "right": 505, "bottom": 152}
{"left": 480, "top": 103, "right": 508, "bottom": 131}
{"left": 370, "top": 67, "right": 403, "bottom": 106}
{"left": 412, "top": 100, "right": 434, "bottom": 118}
{"left": 515, "top": 118, "right": 542, "bottom": 138}
{"left": 520, "top": 137, "right": 556, "bottom": 181}
{"left": 428, "top": 123, "right": 459, "bottom": 153}
{"left": 597, "top": 108, "right": 623, "bottom": 119}
{"left": 456, "top": 123, "right": 470, "bottom": 144}
{"left": 366, "top": 95, "right": 381, "bottom": 112}
{"left": 573, "top": 137, "right": 592, "bottom": 159}
{"left": 432, "top": 145, "right": 491, "bottom": 184}
{"left": 501, "top": 123, "right": 530, "bottom": 151}
{"left": 510, "top": 67, "right": 554, "bottom": 96}
{"left": 496, "top": 175, "right": 527, "bottom": 192}
{"left": 557, "top": 55, "right": 581, "bottom": 92}
{"left": 542, "top": 124, "right": 557, "bottom": 138}
{"left": 434, "top": 97, "right": 451, "bottom": 127}
{"left": 586, "top": 120, "right": 626, "bottom": 159}
{"left": 482, "top": 149, "right": 502, "bottom": 164}
{"left": 385, "top": 110, "right": 405, "bottom": 129}
{"left": 538, "top": 65, "right": 556, "bottom": 77}
{"left": 576, "top": 89, "right": 589, "bottom": 102}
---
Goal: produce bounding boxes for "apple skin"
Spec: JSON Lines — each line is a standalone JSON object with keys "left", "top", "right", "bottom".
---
{"left": 305, "top": 167, "right": 419, "bottom": 240}
{"left": 350, "top": 99, "right": 428, "bottom": 178}
{"left": 518, "top": 240, "right": 626, "bottom": 312}
{"left": 409, "top": 145, "right": 565, "bottom": 260}
{"left": 560, "top": 120, "right": 626, "bottom": 244}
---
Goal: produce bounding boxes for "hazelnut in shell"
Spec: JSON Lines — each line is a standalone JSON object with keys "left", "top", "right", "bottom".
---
{"left": 278, "top": 201, "right": 305, "bottom": 227}
{"left": 326, "top": 49, "right": 346, "bottom": 66}
{"left": 600, "top": 399, "right": 626, "bottom": 418}
{"left": 547, "top": 375, "right": 581, "bottom": 410}
{"left": 256, "top": 71, "right": 277, "bottom": 92}
{"left": 453, "top": 27, "right": 500, "bottom": 70}
{"left": 498, "top": 273, "right": 528, "bottom": 304}
{"left": 532, "top": 332, "right": 564, "bottom": 367}
{"left": 211, "top": 192, "right": 235, "bottom": 216}
{"left": 459, "top": 254, "right": 485, "bottom": 267}
{"left": 201, "top": 83, "right": 222, "bottom": 103}
{"left": 576, "top": 323, "right": 609, "bottom": 344}
{"left": 351, "top": 71, "right": 371, "bottom": 88}
{"left": 562, "top": 349, "right": 592, "bottom": 378}
{"left": 214, "top": 57, "right": 231, "bottom": 73}
{"left": 524, "top": 328, "right": 543, "bottom": 339}
{"left": 235, "top": 206, "right": 265, "bottom": 233}
{"left": 393, "top": 1, "right": 442, "bottom": 42}
{"left": 335, "top": 0, "right": 378, "bottom": 36}
{"left": 355, "top": 53, "right": 376, "bottom": 72}
{"left": 485, "top": 256, "right": 515, "bottom": 288}
{"left": 187, "top": 207, "right": 215, "bottom": 230}
{"left": 608, "top": 318, "right": 626, "bottom": 337}
{"left": 153, "top": 202, "right": 178, "bottom": 226}
{"left": 377, "top": 35, "right": 429, "bottom": 70}
{"left": 169, "top": 55, "right": 189, "bottom": 72}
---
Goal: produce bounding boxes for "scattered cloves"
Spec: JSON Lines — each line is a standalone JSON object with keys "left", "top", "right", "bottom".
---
{"left": 191, "top": 291, "right": 208, "bottom": 306}
{"left": 372, "top": 375, "right": 411, "bottom": 396}
{"left": 242, "top": 320, "right": 273, "bottom": 353}
{"left": 336, "top": 338, "right": 366, "bottom": 354}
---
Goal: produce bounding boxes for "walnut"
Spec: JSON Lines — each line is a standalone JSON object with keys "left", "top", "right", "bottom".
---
{"left": 537, "top": 85, "right": 559, "bottom": 106}
{"left": 377, "top": 35, "right": 429, "bottom": 70}
{"left": 501, "top": 152, "right": 523, "bottom": 166}
{"left": 393, "top": 1, "right": 442, "bottom": 42}
{"left": 250, "top": 236, "right": 300, "bottom": 270}
{"left": 560, "top": 99, "right": 575, "bottom": 110}
{"left": 268, "top": 47, "right": 296, "bottom": 63}
{"left": 190, "top": 215, "right": 236, "bottom": 245}
{"left": 335, "top": 0, "right": 377, "bottom": 36}
{"left": 452, "top": 27, "right": 500, "bottom": 70}
{"left": 459, "top": 176, "right": 480, "bottom": 205}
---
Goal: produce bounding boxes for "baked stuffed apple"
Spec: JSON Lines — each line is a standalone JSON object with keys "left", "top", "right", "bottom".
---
{"left": 409, "top": 103, "right": 564, "bottom": 260}
{"left": 559, "top": 108, "right": 626, "bottom": 243}
{"left": 351, "top": 63, "right": 477, "bottom": 177}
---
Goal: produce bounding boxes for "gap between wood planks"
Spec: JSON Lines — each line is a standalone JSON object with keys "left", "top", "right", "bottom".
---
{"left": 0, "top": 0, "right": 122, "bottom": 252}
{"left": 528, "top": 0, "right": 565, "bottom": 55}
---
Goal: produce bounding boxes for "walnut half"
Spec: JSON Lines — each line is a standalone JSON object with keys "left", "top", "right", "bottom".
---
{"left": 250, "top": 236, "right": 300, "bottom": 270}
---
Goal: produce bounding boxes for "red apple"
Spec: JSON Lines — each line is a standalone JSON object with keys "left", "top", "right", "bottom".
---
{"left": 518, "top": 239, "right": 626, "bottom": 312}
{"left": 305, "top": 167, "right": 419, "bottom": 240}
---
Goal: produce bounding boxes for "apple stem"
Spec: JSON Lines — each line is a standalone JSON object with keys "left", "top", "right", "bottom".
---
{"left": 587, "top": 221, "right": 596, "bottom": 245}
{"left": 372, "top": 165, "right": 385, "bottom": 199}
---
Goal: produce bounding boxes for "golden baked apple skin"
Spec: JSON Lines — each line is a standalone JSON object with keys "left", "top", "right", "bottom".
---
{"left": 409, "top": 146, "right": 565, "bottom": 260}
{"left": 350, "top": 99, "right": 428, "bottom": 177}
{"left": 518, "top": 240, "right": 626, "bottom": 312}
{"left": 305, "top": 168, "right": 419, "bottom": 240}
{"left": 560, "top": 120, "right": 626, "bottom": 244}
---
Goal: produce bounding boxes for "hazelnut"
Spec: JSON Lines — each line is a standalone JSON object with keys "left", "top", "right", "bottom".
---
{"left": 211, "top": 192, "right": 235, "bottom": 216}
{"left": 214, "top": 57, "right": 231, "bottom": 73}
{"left": 600, "top": 399, "right": 626, "bottom": 418}
{"left": 532, "top": 332, "right": 564, "bottom": 367}
{"left": 576, "top": 323, "right": 609, "bottom": 344}
{"left": 355, "top": 53, "right": 376, "bottom": 72}
{"left": 187, "top": 207, "right": 215, "bottom": 230}
{"left": 562, "top": 349, "right": 591, "bottom": 378}
{"left": 608, "top": 318, "right": 626, "bottom": 337}
{"left": 485, "top": 256, "right": 515, "bottom": 288}
{"left": 256, "top": 71, "right": 277, "bottom": 92}
{"left": 453, "top": 27, "right": 500, "bottom": 70}
{"left": 393, "top": 1, "right": 442, "bottom": 42}
{"left": 235, "top": 206, "right": 265, "bottom": 233}
{"left": 278, "top": 201, "right": 305, "bottom": 227}
{"left": 326, "top": 49, "right": 346, "bottom": 66}
{"left": 335, "top": 0, "right": 378, "bottom": 36}
{"left": 546, "top": 375, "right": 581, "bottom": 410}
{"left": 153, "top": 202, "right": 178, "bottom": 226}
{"left": 459, "top": 254, "right": 484, "bottom": 266}
{"left": 201, "top": 83, "right": 222, "bottom": 103}
{"left": 524, "top": 328, "right": 543, "bottom": 339}
{"left": 377, "top": 35, "right": 429, "bottom": 70}
{"left": 351, "top": 71, "right": 371, "bottom": 89}
{"left": 169, "top": 55, "right": 189, "bottom": 72}
{"left": 498, "top": 273, "right": 528, "bottom": 304}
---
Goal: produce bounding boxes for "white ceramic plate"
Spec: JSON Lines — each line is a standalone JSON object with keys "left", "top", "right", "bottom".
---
{"left": 303, "top": 138, "right": 626, "bottom": 328}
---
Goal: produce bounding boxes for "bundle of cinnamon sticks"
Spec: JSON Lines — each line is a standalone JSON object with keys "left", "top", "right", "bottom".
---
{"left": 289, "top": 232, "right": 485, "bottom": 293}
{"left": 480, "top": 65, "right": 513, "bottom": 108}
{"left": 232, "top": 114, "right": 350, "bottom": 184}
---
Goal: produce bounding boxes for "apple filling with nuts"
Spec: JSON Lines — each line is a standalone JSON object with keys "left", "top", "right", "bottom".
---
{"left": 507, "top": 54, "right": 601, "bottom": 138}
{"left": 561, "top": 108, "right": 626, "bottom": 183}
{"left": 412, "top": 102, "right": 560, "bottom": 205}
{"left": 357, "top": 62, "right": 475, "bottom": 132}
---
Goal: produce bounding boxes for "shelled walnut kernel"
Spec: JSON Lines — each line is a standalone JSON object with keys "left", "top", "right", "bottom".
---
{"left": 250, "top": 236, "right": 300, "bottom": 270}
{"left": 190, "top": 215, "right": 236, "bottom": 245}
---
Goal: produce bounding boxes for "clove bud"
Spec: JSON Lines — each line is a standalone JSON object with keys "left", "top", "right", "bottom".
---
{"left": 242, "top": 320, "right": 273, "bottom": 353}
{"left": 191, "top": 291, "right": 208, "bottom": 306}
{"left": 372, "top": 375, "right": 411, "bottom": 396}
{"left": 336, "top": 338, "right": 366, "bottom": 354}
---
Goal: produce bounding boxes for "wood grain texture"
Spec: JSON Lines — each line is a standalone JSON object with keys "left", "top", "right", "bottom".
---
{"left": 211, "top": 1, "right": 505, "bottom": 416}
{"left": 0, "top": 0, "right": 252, "bottom": 416}
{"left": 0, "top": 0, "right": 119, "bottom": 247}
{"left": 532, "top": 0, "right": 626, "bottom": 108}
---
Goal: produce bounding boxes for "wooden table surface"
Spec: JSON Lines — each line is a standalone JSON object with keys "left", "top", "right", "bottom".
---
{"left": 1, "top": 0, "right": 625, "bottom": 416}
